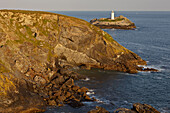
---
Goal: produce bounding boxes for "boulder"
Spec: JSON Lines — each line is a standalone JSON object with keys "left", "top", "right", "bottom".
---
{"left": 133, "top": 103, "right": 160, "bottom": 113}
{"left": 114, "top": 108, "right": 137, "bottom": 113}
{"left": 88, "top": 106, "right": 109, "bottom": 113}
{"left": 113, "top": 103, "right": 160, "bottom": 113}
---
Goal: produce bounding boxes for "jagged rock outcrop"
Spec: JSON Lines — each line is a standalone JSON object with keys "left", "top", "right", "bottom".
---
{"left": 88, "top": 106, "right": 109, "bottom": 113}
{"left": 132, "top": 103, "right": 160, "bottom": 113}
{"left": 114, "top": 103, "right": 160, "bottom": 113}
{"left": 90, "top": 15, "right": 136, "bottom": 29}
{"left": 0, "top": 10, "right": 147, "bottom": 112}
{"left": 88, "top": 103, "right": 160, "bottom": 113}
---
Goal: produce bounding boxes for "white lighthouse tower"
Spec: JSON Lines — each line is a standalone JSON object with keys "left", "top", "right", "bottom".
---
{"left": 111, "top": 10, "right": 115, "bottom": 20}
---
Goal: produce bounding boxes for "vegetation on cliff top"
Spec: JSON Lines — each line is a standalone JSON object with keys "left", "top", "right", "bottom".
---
{"left": 99, "top": 18, "right": 124, "bottom": 22}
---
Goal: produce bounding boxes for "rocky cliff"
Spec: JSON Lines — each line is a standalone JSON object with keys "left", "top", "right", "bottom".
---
{"left": 0, "top": 10, "right": 146, "bottom": 112}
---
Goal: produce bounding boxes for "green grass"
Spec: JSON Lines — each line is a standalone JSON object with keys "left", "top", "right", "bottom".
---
{"left": 25, "top": 25, "right": 33, "bottom": 37}
{"left": 103, "top": 33, "right": 114, "bottom": 42}
{"left": 0, "top": 9, "right": 56, "bottom": 15}
{"left": 92, "top": 25, "right": 114, "bottom": 43}
{"left": 10, "top": 19, "right": 15, "bottom": 23}
{"left": 99, "top": 18, "right": 124, "bottom": 22}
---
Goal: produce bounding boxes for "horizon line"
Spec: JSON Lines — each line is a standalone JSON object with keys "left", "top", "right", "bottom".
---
{"left": 0, "top": 8, "right": 170, "bottom": 12}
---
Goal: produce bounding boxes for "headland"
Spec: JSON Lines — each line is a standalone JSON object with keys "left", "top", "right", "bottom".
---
{"left": 0, "top": 10, "right": 158, "bottom": 112}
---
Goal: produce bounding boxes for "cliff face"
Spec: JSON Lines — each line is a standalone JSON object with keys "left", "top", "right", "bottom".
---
{"left": 0, "top": 10, "right": 146, "bottom": 112}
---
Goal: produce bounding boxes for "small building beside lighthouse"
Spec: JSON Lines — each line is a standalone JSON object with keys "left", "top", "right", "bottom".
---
{"left": 111, "top": 10, "right": 115, "bottom": 20}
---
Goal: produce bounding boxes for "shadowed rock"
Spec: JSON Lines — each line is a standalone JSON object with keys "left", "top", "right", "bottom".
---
{"left": 133, "top": 103, "right": 160, "bottom": 113}
{"left": 114, "top": 108, "right": 137, "bottom": 113}
{"left": 114, "top": 103, "right": 160, "bottom": 113}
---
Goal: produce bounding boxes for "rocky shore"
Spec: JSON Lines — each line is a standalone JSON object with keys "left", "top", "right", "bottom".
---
{"left": 0, "top": 10, "right": 158, "bottom": 112}
{"left": 88, "top": 103, "right": 160, "bottom": 113}
{"left": 90, "top": 15, "right": 136, "bottom": 30}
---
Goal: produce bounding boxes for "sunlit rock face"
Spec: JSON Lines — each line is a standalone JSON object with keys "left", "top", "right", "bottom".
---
{"left": 0, "top": 10, "right": 146, "bottom": 112}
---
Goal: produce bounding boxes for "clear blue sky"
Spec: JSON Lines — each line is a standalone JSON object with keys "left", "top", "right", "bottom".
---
{"left": 0, "top": 0, "right": 170, "bottom": 11}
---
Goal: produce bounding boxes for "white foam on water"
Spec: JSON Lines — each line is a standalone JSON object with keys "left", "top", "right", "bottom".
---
{"left": 83, "top": 77, "right": 90, "bottom": 81}
{"left": 86, "top": 92, "right": 95, "bottom": 95}
{"left": 124, "top": 101, "right": 128, "bottom": 104}
{"left": 148, "top": 65, "right": 165, "bottom": 71}
{"left": 82, "top": 101, "right": 93, "bottom": 105}
{"left": 96, "top": 99, "right": 104, "bottom": 103}
{"left": 138, "top": 64, "right": 165, "bottom": 72}
{"left": 88, "top": 89, "right": 94, "bottom": 92}
{"left": 87, "top": 89, "right": 95, "bottom": 95}
{"left": 146, "top": 61, "right": 149, "bottom": 63}
{"left": 155, "top": 77, "right": 163, "bottom": 80}
{"left": 125, "top": 73, "right": 139, "bottom": 77}
{"left": 95, "top": 98, "right": 110, "bottom": 104}
{"left": 138, "top": 71, "right": 151, "bottom": 74}
{"left": 111, "top": 28, "right": 116, "bottom": 31}
{"left": 159, "top": 108, "right": 170, "bottom": 113}
{"left": 150, "top": 45, "right": 170, "bottom": 52}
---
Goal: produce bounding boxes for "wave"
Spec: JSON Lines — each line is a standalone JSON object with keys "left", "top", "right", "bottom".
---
{"left": 135, "top": 28, "right": 138, "bottom": 31}
{"left": 138, "top": 64, "right": 165, "bottom": 72}
{"left": 149, "top": 45, "right": 170, "bottom": 52}
{"left": 161, "top": 57, "right": 170, "bottom": 62}
{"left": 154, "top": 77, "right": 163, "bottom": 80}
{"left": 159, "top": 107, "right": 170, "bottom": 113}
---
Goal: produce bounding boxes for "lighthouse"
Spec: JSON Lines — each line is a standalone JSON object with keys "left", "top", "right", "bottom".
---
{"left": 111, "top": 10, "right": 115, "bottom": 20}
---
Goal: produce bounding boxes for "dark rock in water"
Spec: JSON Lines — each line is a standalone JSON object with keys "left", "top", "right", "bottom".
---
{"left": 80, "top": 87, "right": 89, "bottom": 93}
{"left": 133, "top": 103, "right": 160, "bottom": 113}
{"left": 114, "top": 103, "right": 160, "bottom": 113}
{"left": 89, "top": 104, "right": 160, "bottom": 113}
{"left": 88, "top": 106, "right": 110, "bottom": 113}
{"left": 137, "top": 67, "right": 159, "bottom": 72}
{"left": 67, "top": 99, "right": 84, "bottom": 108}
{"left": 114, "top": 108, "right": 137, "bottom": 113}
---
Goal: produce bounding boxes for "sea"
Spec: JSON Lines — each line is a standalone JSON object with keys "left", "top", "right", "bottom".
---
{"left": 45, "top": 11, "right": 170, "bottom": 113}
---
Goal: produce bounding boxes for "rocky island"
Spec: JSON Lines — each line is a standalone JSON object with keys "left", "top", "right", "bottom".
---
{"left": 90, "top": 15, "right": 136, "bottom": 30}
{"left": 0, "top": 10, "right": 158, "bottom": 112}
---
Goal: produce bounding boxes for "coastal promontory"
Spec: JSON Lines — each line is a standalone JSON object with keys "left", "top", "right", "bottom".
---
{"left": 0, "top": 10, "right": 147, "bottom": 112}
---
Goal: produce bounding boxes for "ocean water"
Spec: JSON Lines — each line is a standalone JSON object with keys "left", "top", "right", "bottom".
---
{"left": 45, "top": 11, "right": 170, "bottom": 113}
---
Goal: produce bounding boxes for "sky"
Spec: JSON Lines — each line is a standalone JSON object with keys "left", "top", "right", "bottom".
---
{"left": 0, "top": 0, "right": 170, "bottom": 11}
